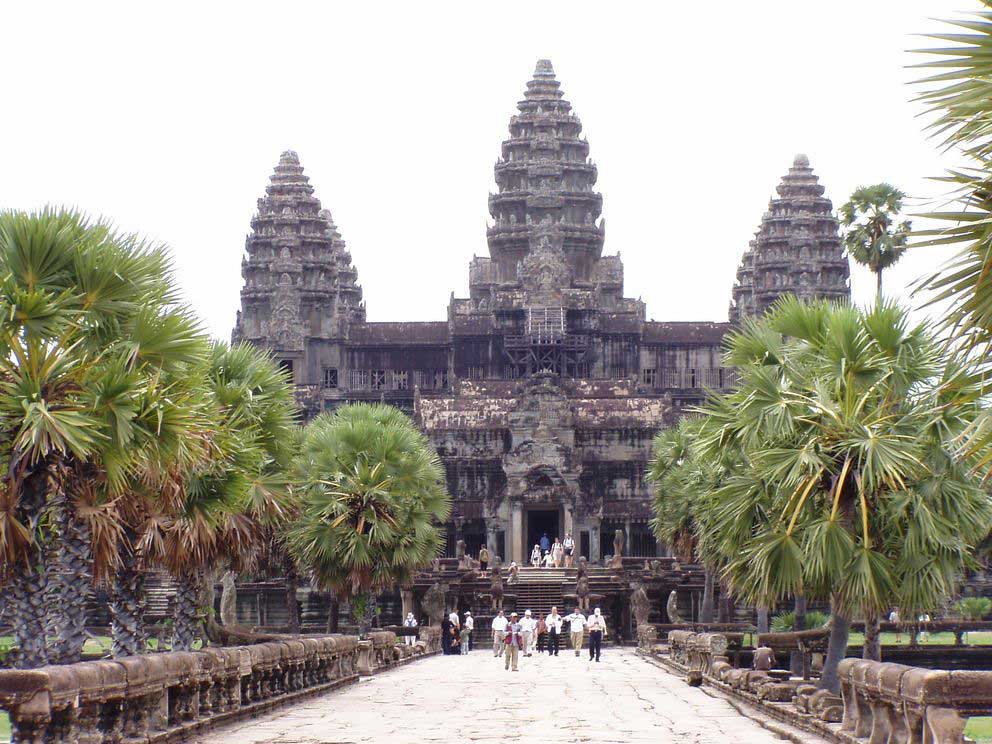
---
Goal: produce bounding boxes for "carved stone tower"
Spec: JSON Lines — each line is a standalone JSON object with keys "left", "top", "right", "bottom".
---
{"left": 729, "top": 154, "right": 850, "bottom": 322}
{"left": 233, "top": 150, "right": 363, "bottom": 385}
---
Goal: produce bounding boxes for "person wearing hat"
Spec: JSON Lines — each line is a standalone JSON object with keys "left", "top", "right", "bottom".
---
{"left": 403, "top": 612, "right": 418, "bottom": 646}
{"left": 461, "top": 611, "right": 474, "bottom": 654}
{"left": 491, "top": 610, "right": 508, "bottom": 657}
{"left": 504, "top": 612, "right": 524, "bottom": 671}
{"left": 520, "top": 609, "right": 536, "bottom": 656}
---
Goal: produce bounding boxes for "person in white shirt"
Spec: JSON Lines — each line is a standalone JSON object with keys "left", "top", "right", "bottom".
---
{"left": 448, "top": 610, "right": 460, "bottom": 630}
{"left": 545, "top": 606, "right": 563, "bottom": 656}
{"left": 563, "top": 607, "right": 587, "bottom": 656}
{"left": 530, "top": 544, "right": 542, "bottom": 568}
{"left": 586, "top": 607, "right": 607, "bottom": 661}
{"left": 542, "top": 551, "right": 554, "bottom": 568}
{"left": 491, "top": 610, "right": 508, "bottom": 657}
{"left": 563, "top": 532, "right": 575, "bottom": 568}
{"left": 520, "top": 609, "right": 537, "bottom": 656}
{"left": 463, "top": 611, "right": 474, "bottom": 652}
{"left": 551, "top": 538, "right": 564, "bottom": 568}
{"left": 403, "top": 612, "right": 418, "bottom": 646}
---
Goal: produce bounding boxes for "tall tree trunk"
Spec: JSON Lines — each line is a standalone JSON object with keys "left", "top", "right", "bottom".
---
{"left": 756, "top": 605, "right": 770, "bottom": 634}
{"left": 10, "top": 470, "right": 53, "bottom": 669}
{"left": 326, "top": 590, "right": 340, "bottom": 633}
{"left": 876, "top": 269, "right": 883, "bottom": 299}
{"left": 49, "top": 494, "right": 92, "bottom": 665}
{"left": 353, "top": 592, "right": 377, "bottom": 638}
{"left": 110, "top": 537, "right": 147, "bottom": 658}
{"left": 700, "top": 569, "right": 715, "bottom": 623}
{"left": 173, "top": 572, "right": 200, "bottom": 652}
{"left": 284, "top": 563, "right": 300, "bottom": 634}
{"left": 791, "top": 595, "right": 808, "bottom": 676}
{"left": 863, "top": 613, "right": 881, "bottom": 661}
{"left": 717, "top": 583, "right": 731, "bottom": 623}
{"left": 821, "top": 609, "right": 852, "bottom": 694}
{"left": 220, "top": 571, "right": 238, "bottom": 626}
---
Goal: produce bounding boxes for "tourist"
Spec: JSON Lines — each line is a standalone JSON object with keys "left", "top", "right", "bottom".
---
{"left": 564, "top": 607, "right": 587, "bottom": 656}
{"left": 479, "top": 545, "right": 490, "bottom": 574}
{"left": 542, "top": 550, "right": 554, "bottom": 568}
{"left": 492, "top": 610, "right": 508, "bottom": 657}
{"left": 536, "top": 615, "right": 548, "bottom": 653}
{"left": 545, "top": 606, "right": 563, "bottom": 656}
{"left": 464, "top": 610, "right": 474, "bottom": 651}
{"left": 918, "top": 612, "right": 931, "bottom": 643}
{"left": 563, "top": 532, "right": 575, "bottom": 568}
{"left": 530, "top": 543, "right": 542, "bottom": 568}
{"left": 403, "top": 612, "right": 418, "bottom": 646}
{"left": 441, "top": 612, "right": 453, "bottom": 655}
{"left": 587, "top": 607, "right": 607, "bottom": 662}
{"left": 540, "top": 532, "right": 551, "bottom": 554}
{"left": 451, "top": 623, "right": 461, "bottom": 654}
{"left": 520, "top": 609, "right": 536, "bottom": 656}
{"left": 449, "top": 609, "right": 461, "bottom": 630}
{"left": 459, "top": 619, "right": 471, "bottom": 655}
{"left": 551, "top": 537, "right": 564, "bottom": 568}
{"left": 504, "top": 612, "right": 524, "bottom": 671}
{"left": 889, "top": 607, "right": 902, "bottom": 644}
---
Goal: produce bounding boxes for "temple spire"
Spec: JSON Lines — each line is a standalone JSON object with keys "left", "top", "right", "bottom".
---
{"left": 729, "top": 154, "right": 850, "bottom": 322}
{"left": 233, "top": 151, "right": 365, "bottom": 351}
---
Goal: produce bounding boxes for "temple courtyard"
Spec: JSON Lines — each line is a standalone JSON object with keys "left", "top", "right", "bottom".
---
{"left": 199, "top": 648, "right": 799, "bottom": 743}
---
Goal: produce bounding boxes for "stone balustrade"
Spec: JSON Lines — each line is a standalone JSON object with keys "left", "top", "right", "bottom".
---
{"left": 837, "top": 658, "right": 992, "bottom": 744}
{"left": 0, "top": 630, "right": 440, "bottom": 743}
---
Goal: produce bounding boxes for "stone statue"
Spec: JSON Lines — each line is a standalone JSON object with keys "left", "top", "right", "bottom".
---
{"left": 666, "top": 590, "right": 682, "bottom": 624}
{"left": 575, "top": 557, "right": 590, "bottom": 611}
{"left": 421, "top": 582, "right": 446, "bottom": 625}
{"left": 219, "top": 571, "right": 237, "bottom": 627}
{"left": 455, "top": 539, "right": 466, "bottom": 560}
{"left": 490, "top": 558, "right": 504, "bottom": 611}
{"left": 455, "top": 538, "right": 474, "bottom": 570}
{"left": 609, "top": 529, "right": 625, "bottom": 569}
{"left": 631, "top": 583, "right": 650, "bottom": 628}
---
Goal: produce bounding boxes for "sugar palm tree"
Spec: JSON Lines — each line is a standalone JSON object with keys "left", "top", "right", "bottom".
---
{"left": 153, "top": 342, "right": 298, "bottom": 650}
{"left": 0, "top": 208, "right": 208, "bottom": 666}
{"left": 697, "top": 298, "right": 991, "bottom": 691}
{"left": 839, "top": 183, "right": 911, "bottom": 298}
{"left": 289, "top": 404, "right": 450, "bottom": 637}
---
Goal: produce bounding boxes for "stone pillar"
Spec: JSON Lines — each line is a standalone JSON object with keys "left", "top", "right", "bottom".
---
{"left": 510, "top": 502, "right": 524, "bottom": 564}
{"left": 486, "top": 521, "right": 499, "bottom": 555}
{"left": 400, "top": 586, "right": 415, "bottom": 619}
{"left": 563, "top": 502, "right": 574, "bottom": 536}
{"left": 589, "top": 519, "right": 601, "bottom": 563}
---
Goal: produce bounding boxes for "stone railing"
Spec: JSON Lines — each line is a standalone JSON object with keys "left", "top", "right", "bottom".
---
{"left": 0, "top": 629, "right": 442, "bottom": 743}
{"left": 838, "top": 658, "right": 992, "bottom": 744}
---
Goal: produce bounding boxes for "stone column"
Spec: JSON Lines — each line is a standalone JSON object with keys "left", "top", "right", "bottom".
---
{"left": 563, "top": 502, "right": 574, "bottom": 536}
{"left": 510, "top": 502, "right": 524, "bottom": 564}
{"left": 486, "top": 521, "right": 499, "bottom": 555}
{"left": 589, "top": 518, "right": 601, "bottom": 563}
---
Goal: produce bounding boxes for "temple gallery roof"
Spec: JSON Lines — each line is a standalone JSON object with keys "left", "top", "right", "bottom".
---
{"left": 348, "top": 321, "right": 449, "bottom": 345}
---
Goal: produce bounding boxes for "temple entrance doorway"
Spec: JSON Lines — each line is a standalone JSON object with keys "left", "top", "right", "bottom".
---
{"left": 525, "top": 508, "right": 560, "bottom": 560}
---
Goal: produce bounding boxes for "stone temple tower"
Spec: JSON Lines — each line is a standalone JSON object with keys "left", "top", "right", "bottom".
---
{"left": 729, "top": 154, "right": 851, "bottom": 322}
{"left": 232, "top": 150, "right": 364, "bottom": 388}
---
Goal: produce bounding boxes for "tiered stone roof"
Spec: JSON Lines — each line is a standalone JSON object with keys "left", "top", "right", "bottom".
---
{"left": 729, "top": 154, "right": 850, "bottom": 323}
{"left": 478, "top": 59, "right": 614, "bottom": 310}
{"left": 233, "top": 150, "right": 364, "bottom": 351}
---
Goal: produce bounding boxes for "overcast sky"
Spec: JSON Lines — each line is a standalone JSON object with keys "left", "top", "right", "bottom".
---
{"left": 0, "top": 1, "right": 973, "bottom": 339}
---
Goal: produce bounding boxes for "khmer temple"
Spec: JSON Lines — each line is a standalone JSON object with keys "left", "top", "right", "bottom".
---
{"left": 232, "top": 59, "right": 852, "bottom": 567}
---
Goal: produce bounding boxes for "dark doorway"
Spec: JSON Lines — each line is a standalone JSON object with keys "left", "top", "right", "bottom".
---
{"left": 526, "top": 509, "right": 560, "bottom": 558}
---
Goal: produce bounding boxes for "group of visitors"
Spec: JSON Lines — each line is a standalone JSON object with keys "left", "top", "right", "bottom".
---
{"left": 439, "top": 609, "right": 474, "bottom": 655}
{"left": 490, "top": 605, "right": 607, "bottom": 671}
{"left": 529, "top": 532, "right": 575, "bottom": 568}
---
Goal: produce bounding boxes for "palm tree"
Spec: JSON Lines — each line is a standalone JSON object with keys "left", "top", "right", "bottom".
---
{"left": 0, "top": 208, "right": 208, "bottom": 666}
{"left": 697, "top": 298, "right": 991, "bottom": 691}
{"left": 153, "top": 342, "right": 298, "bottom": 650}
{"left": 289, "top": 403, "right": 450, "bottom": 637}
{"left": 839, "top": 184, "right": 911, "bottom": 298}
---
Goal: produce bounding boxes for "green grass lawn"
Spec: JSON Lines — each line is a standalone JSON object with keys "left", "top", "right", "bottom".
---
{"left": 967, "top": 716, "right": 992, "bottom": 742}
{"left": 845, "top": 630, "right": 992, "bottom": 646}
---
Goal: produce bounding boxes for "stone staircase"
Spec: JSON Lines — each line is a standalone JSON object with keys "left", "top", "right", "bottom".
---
{"left": 511, "top": 568, "right": 572, "bottom": 617}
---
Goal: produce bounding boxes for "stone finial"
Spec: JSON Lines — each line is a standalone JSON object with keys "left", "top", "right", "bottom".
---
{"left": 535, "top": 58, "right": 555, "bottom": 77}
{"left": 279, "top": 149, "right": 300, "bottom": 164}
{"left": 793, "top": 153, "right": 810, "bottom": 167}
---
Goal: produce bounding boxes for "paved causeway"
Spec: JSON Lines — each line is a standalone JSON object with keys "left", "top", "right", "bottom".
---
{"left": 200, "top": 648, "right": 787, "bottom": 743}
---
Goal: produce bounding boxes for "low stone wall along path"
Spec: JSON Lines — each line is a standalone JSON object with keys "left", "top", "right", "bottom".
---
{"left": 200, "top": 647, "right": 786, "bottom": 743}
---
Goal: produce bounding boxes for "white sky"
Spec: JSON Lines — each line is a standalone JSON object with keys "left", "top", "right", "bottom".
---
{"left": 0, "top": 1, "right": 973, "bottom": 339}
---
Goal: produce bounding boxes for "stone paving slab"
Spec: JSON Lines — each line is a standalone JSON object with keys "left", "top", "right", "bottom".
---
{"left": 198, "top": 648, "right": 789, "bottom": 743}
